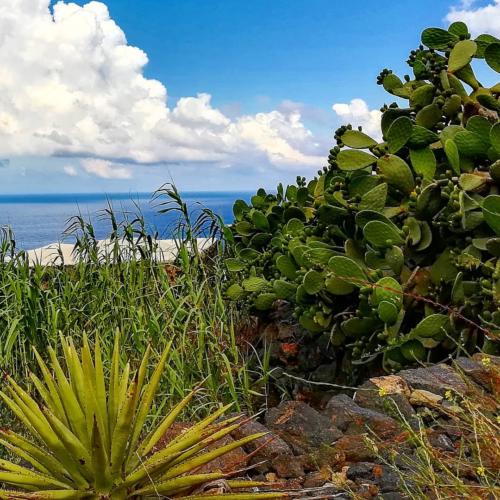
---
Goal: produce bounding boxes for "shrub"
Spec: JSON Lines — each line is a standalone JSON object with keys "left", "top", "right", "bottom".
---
{"left": 226, "top": 22, "right": 500, "bottom": 371}
{"left": 0, "top": 335, "right": 283, "bottom": 499}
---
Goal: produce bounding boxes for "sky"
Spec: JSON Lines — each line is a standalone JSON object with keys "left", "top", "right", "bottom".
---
{"left": 0, "top": 0, "right": 499, "bottom": 194}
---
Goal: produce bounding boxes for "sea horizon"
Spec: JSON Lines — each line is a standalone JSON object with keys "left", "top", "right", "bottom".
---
{"left": 0, "top": 191, "right": 251, "bottom": 250}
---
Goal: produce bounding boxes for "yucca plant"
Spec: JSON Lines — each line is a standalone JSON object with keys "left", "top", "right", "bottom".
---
{"left": 0, "top": 335, "right": 284, "bottom": 499}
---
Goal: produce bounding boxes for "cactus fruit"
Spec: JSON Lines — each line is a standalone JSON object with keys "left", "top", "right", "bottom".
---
{"left": 225, "top": 22, "right": 500, "bottom": 372}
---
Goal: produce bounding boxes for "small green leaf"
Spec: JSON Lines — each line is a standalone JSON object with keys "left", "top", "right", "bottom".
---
{"left": 401, "top": 340, "right": 426, "bottom": 361}
{"left": 373, "top": 276, "right": 403, "bottom": 306}
{"left": 325, "top": 275, "right": 355, "bottom": 295}
{"left": 337, "top": 149, "right": 377, "bottom": 171}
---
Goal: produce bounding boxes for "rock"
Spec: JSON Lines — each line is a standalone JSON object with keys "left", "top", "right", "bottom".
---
{"left": 272, "top": 453, "right": 305, "bottom": 478}
{"left": 428, "top": 431, "right": 455, "bottom": 453}
{"left": 332, "top": 435, "right": 378, "bottom": 463}
{"left": 303, "top": 470, "right": 330, "bottom": 488}
{"left": 354, "top": 379, "right": 416, "bottom": 423}
{"left": 266, "top": 401, "right": 342, "bottom": 455}
{"left": 456, "top": 356, "right": 500, "bottom": 396}
{"left": 346, "top": 462, "right": 378, "bottom": 480}
{"left": 409, "top": 389, "right": 443, "bottom": 407}
{"left": 399, "top": 364, "right": 469, "bottom": 397}
{"left": 324, "top": 394, "right": 401, "bottom": 439}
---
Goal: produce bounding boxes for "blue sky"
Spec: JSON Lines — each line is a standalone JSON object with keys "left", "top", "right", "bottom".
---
{"left": 0, "top": 0, "right": 498, "bottom": 194}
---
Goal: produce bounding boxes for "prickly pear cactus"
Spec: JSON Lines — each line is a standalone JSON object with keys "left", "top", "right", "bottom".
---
{"left": 226, "top": 22, "right": 500, "bottom": 371}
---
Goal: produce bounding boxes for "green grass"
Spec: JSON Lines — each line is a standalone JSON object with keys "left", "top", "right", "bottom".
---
{"left": 0, "top": 186, "right": 268, "bottom": 420}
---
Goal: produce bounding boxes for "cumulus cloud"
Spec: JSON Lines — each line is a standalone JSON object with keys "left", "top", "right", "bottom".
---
{"left": 0, "top": 0, "right": 323, "bottom": 170}
{"left": 332, "top": 99, "right": 382, "bottom": 140}
{"left": 63, "top": 165, "right": 78, "bottom": 176}
{"left": 446, "top": 0, "right": 500, "bottom": 36}
{"left": 81, "top": 159, "right": 132, "bottom": 179}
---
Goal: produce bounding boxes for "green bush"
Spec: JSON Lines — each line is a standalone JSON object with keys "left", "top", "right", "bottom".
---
{"left": 226, "top": 22, "right": 500, "bottom": 370}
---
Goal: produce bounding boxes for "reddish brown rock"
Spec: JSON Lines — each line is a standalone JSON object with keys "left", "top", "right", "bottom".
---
{"left": 332, "top": 435, "right": 378, "bottom": 463}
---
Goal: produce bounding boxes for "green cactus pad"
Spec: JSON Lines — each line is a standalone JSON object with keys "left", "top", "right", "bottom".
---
{"left": 387, "top": 116, "right": 413, "bottom": 153}
{"left": 382, "top": 73, "right": 404, "bottom": 92}
{"left": 328, "top": 256, "right": 367, "bottom": 286}
{"left": 242, "top": 277, "right": 268, "bottom": 292}
{"left": 421, "top": 27, "right": 458, "bottom": 49}
{"left": 225, "top": 258, "right": 246, "bottom": 272}
{"left": 482, "top": 195, "right": 500, "bottom": 234}
{"left": 325, "top": 276, "right": 355, "bottom": 295}
{"left": 364, "top": 220, "right": 405, "bottom": 248}
{"left": 341, "top": 129, "right": 378, "bottom": 149}
{"left": 409, "top": 147, "right": 436, "bottom": 180}
{"left": 233, "top": 199, "right": 249, "bottom": 220}
{"left": 378, "top": 300, "right": 399, "bottom": 325}
{"left": 448, "top": 40, "right": 477, "bottom": 73}
{"left": 285, "top": 218, "right": 304, "bottom": 236}
{"left": 303, "top": 270, "right": 324, "bottom": 295}
{"left": 299, "top": 312, "right": 324, "bottom": 333}
{"left": 459, "top": 173, "right": 487, "bottom": 191}
{"left": 377, "top": 155, "right": 415, "bottom": 194}
{"left": 410, "top": 84, "right": 435, "bottom": 108}
{"left": 337, "top": 149, "right": 377, "bottom": 171}
{"left": 416, "top": 104, "right": 442, "bottom": 129}
{"left": 373, "top": 276, "right": 403, "bottom": 306}
{"left": 254, "top": 293, "right": 277, "bottom": 311}
{"left": 273, "top": 280, "right": 297, "bottom": 300}
{"left": 226, "top": 283, "right": 245, "bottom": 300}
{"left": 454, "top": 130, "right": 488, "bottom": 157}
{"left": 444, "top": 139, "right": 461, "bottom": 174}
{"left": 235, "top": 221, "right": 254, "bottom": 236}
{"left": 485, "top": 42, "right": 500, "bottom": 72}
{"left": 411, "top": 314, "right": 450, "bottom": 338}
{"left": 491, "top": 123, "right": 500, "bottom": 154}
{"left": 400, "top": 340, "right": 426, "bottom": 361}
{"left": 385, "top": 245, "right": 405, "bottom": 273}
{"left": 408, "top": 126, "right": 439, "bottom": 148}
{"left": 475, "top": 34, "right": 500, "bottom": 58}
{"left": 359, "top": 183, "right": 388, "bottom": 212}
{"left": 448, "top": 21, "right": 468, "bottom": 37}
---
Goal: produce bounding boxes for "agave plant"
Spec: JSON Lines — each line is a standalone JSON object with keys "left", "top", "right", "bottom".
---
{"left": 225, "top": 21, "right": 500, "bottom": 373}
{"left": 0, "top": 335, "right": 284, "bottom": 499}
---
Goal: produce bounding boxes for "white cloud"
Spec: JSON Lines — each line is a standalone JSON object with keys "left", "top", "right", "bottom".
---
{"left": 446, "top": 1, "right": 500, "bottom": 36}
{"left": 63, "top": 165, "right": 78, "bottom": 176}
{"left": 0, "top": 1, "right": 323, "bottom": 171}
{"left": 332, "top": 99, "right": 382, "bottom": 140}
{"left": 81, "top": 159, "right": 132, "bottom": 179}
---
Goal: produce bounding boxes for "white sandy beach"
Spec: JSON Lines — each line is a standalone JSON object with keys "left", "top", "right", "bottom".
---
{"left": 24, "top": 238, "right": 213, "bottom": 266}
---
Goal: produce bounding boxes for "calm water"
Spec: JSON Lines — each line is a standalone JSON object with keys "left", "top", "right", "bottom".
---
{"left": 0, "top": 192, "right": 250, "bottom": 250}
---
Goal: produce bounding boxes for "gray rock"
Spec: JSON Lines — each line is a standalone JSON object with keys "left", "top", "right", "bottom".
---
{"left": 399, "top": 364, "right": 468, "bottom": 396}
{"left": 266, "top": 401, "right": 342, "bottom": 455}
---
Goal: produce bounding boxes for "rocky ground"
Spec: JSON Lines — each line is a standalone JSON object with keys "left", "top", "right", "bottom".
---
{"left": 160, "top": 353, "right": 499, "bottom": 499}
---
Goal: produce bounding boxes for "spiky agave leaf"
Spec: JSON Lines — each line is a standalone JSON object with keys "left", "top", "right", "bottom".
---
{"left": 0, "top": 334, "right": 286, "bottom": 499}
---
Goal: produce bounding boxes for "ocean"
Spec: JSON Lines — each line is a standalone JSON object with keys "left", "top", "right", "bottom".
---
{"left": 0, "top": 192, "right": 250, "bottom": 250}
